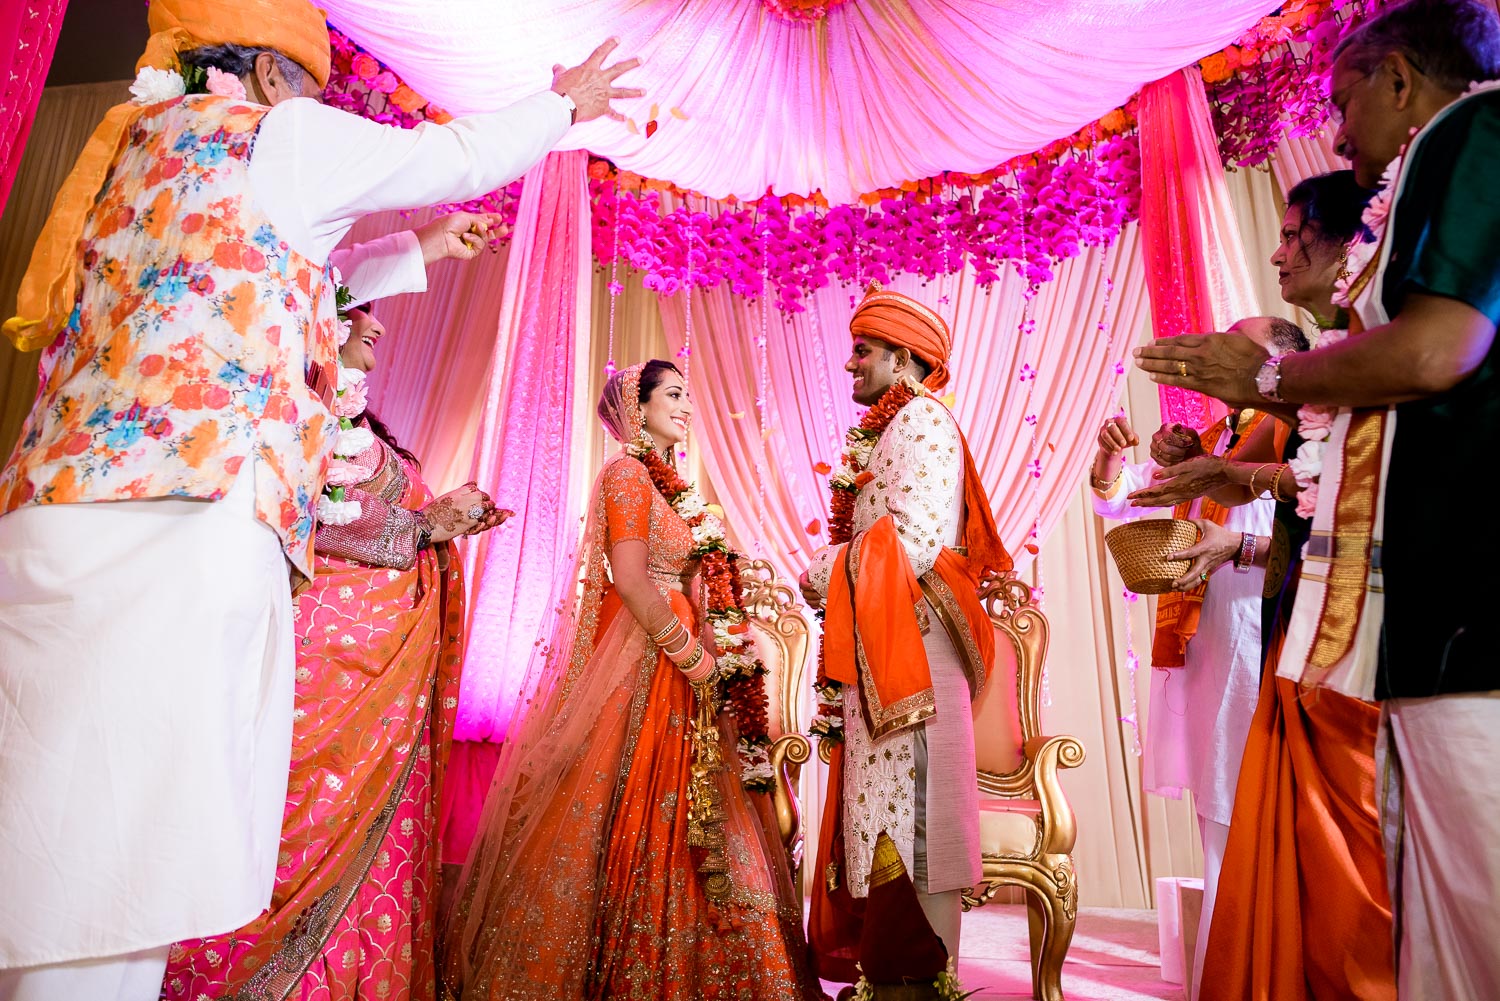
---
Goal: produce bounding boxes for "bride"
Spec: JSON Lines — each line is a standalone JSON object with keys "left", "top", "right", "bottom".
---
{"left": 441, "top": 360, "right": 821, "bottom": 999}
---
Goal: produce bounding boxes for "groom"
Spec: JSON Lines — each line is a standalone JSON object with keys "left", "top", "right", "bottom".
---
{"left": 800, "top": 287, "right": 1010, "bottom": 982}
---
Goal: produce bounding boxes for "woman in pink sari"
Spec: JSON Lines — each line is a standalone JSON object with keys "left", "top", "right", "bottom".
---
{"left": 162, "top": 305, "right": 508, "bottom": 1000}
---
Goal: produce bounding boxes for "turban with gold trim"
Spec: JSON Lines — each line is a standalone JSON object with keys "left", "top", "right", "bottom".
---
{"left": 848, "top": 287, "right": 954, "bottom": 391}
{"left": 3, "top": 0, "right": 330, "bottom": 350}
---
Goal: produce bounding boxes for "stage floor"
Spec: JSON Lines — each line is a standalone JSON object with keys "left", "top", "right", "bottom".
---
{"left": 820, "top": 905, "right": 1183, "bottom": 1001}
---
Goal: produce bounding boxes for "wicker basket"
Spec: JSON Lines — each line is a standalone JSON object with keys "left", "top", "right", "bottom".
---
{"left": 1105, "top": 519, "right": 1202, "bottom": 594}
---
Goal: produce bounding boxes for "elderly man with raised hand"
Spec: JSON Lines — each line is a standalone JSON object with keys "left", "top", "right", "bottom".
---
{"left": 0, "top": 2, "right": 640, "bottom": 997}
{"left": 1136, "top": 1, "right": 1500, "bottom": 994}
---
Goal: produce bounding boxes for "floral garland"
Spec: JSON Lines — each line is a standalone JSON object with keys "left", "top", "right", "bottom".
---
{"left": 1203, "top": 0, "right": 1392, "bottom": 168}
{"left": 628, "top": 443, "right": 775, "bottom": 791}
{"left": 129, "top": 62, "right": 250, "bottom": 105}
{"left": 809, "top": 377, "right": 922, "bottom": 744}
{"left": 1290, "top": 153, "right": 1396, "bottom": 515}
{"left": 317, "top": 274, "right": 374, "bottom": 526}
{"left": 591, "top": 132, "right": 1140, "bottom": 312}
{"left": 762, "top": 0, "right": 851, "bottom": 24}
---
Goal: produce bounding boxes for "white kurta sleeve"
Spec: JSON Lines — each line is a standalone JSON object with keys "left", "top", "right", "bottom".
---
{"left": 249, "top": 90, "right": 572, "bottom": 262}
{"left": 1090, "top": 460, "right": 1158, "bottom": 521}
{"left": 805, "top": 544, "right": 839, "bottom": 601}
{"left": 328, "top": 230, "right": 427, "bottom": 303}
{"left": 873, "top": 397, "right": 962, "bottom": 579}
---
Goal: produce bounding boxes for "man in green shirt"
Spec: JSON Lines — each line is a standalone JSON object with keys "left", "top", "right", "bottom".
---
{"left": 1134, "top": 0, "right": 1500, "bottom": 994}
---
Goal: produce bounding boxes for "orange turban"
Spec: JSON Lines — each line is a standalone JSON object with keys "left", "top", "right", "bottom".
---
{"left": 4, "top": 0, "right": 330, "bottom": 350}
{"left": 849, "top": 288, "right": 953, "bottom": 391}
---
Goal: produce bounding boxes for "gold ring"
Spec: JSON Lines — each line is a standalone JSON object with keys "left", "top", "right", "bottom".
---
{"left": 1177, "top": 361, "right": 1189, "bottom": 378}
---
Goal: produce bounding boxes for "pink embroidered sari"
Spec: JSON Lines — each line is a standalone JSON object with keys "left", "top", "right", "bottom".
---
{"left": 162, "top": 427, "right": 464, "bottom": 1001}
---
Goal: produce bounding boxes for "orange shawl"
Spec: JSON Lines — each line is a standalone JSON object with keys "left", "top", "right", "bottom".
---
{"left": 823, "top": 516, "right": 995, "bottom": 739}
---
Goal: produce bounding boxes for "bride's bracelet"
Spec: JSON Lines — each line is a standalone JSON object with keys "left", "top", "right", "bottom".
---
{"left": 677, "top": 644, "right": 716, "bottom": 683}
{"left": 648, "top": 619, "right": 681, "bottom": 644}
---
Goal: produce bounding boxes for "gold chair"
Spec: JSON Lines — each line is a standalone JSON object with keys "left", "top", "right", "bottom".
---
{"left": 963, "top": 572, "right": 1085, "bottom": 1001}
{"left": 739, "top": 559, "right": 814, "bottom": 878}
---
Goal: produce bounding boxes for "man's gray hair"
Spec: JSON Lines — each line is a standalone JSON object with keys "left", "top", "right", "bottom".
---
{"left": 180, "top": 43, "right": 307, "bottom": 92}
{"left": 1267, "top": 317, "right": 1312, "bottom": 354}
{"left": 1334, "top": 0, "right": 1500, "bottom": 93}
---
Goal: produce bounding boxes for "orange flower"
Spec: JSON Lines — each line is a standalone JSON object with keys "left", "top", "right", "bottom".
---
{"left": 351, "top": 52, "right": 379, "bottom": 81}
{"left": 389, "top": 84, "right": 427, "bottom": 114}
{"left": 813, "top": 461, "right": 832, "bottom": 475}
{"left": 1199, "top": 52, "right": 1232, "bottom": 85}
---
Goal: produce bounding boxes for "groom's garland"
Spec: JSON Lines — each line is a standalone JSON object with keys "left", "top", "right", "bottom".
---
{"left": 810, "top": 377, "right": 923, "bottom": 746}
{"left": 631, "top": 444, "right": 775, "bottom": 792}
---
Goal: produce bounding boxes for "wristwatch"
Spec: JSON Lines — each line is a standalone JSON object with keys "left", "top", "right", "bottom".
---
{"left": 1254, "top": 353, "right": 1286, "bottom": 402}
{"left": 558, "top": 91, "right": 578, "bottom": 125}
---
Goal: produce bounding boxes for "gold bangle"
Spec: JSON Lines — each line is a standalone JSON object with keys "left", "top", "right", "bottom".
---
{"left": 1268, "top": 464, "right": 1288, "bottom": 502}
{"left": 1089, "top": 467, "right": 1123, "bottom": 492}
{"left": 675, "top": 643, "right": 705, "bottom": 670}
{"left": 1248, "top": 462, "right": 1272, "bottom": 496}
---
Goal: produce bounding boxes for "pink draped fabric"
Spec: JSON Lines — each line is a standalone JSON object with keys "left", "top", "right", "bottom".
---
{"left": 0, "top": 0, "right": 66, "bottom": 218}
{"left": 657, "top": 233, "right": 1148, "bottom": 582}
{"left": 457, "top": 150, "right": 591, "bottom": 742}
{"left": 322, "top": 0, "right": 1273, "bottom": 201}
{"left": 1137, "top": 68, "right": 1258, "bottom": 431}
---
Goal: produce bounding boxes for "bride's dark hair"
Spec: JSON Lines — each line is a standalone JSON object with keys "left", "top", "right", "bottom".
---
{"left": 637, "top": 359, "right": 682, "bottom": 403}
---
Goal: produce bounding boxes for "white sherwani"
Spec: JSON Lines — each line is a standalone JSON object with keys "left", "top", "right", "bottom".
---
{"left": 808, "top": 396, "right": 982, "bottom": 897}
{"left": 0, "top": 91, "right": 571, "bottom": 971}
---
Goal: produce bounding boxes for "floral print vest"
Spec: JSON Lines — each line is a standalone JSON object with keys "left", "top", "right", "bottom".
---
{"left": 0, "top": 94, "right": 340, "bottom": 576}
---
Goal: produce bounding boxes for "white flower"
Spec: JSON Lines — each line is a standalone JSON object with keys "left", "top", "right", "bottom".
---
{"left": 713, "top": 623, "right": 745, "bottom": 649}
{"left": 129, "top": 66, "right": 185, "bottom": 105}
{"left": 323, "top": 773, "right": 343, "bottom": 791}
{"left": 317, "top": 495, "right": 363, "bottom": 525}
{"left": 1288, "top": 439, "right": 1325, "bottom": 486}
{"left": 691, "top": 521, "right": 722, "bottom": 546}
{"left": 337, "top": 366, "right": 367, "bottom": 391}
{"left": 846, "top": 437, "right": 876, "bottom": 469}
{"left": 339, "top": 586, "right": 354, "bottom": 600}
{"left": 718, "top": 651, "right": 751, "bottom": 676}
{"left": 674, "top": 490, "right": 707, "bottom": 520}
{"left": 336, "top": 425, "right": 375, "bottom": 456}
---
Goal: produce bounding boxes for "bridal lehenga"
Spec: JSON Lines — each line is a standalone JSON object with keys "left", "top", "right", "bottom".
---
{"left": 441, "top": 365, "right": 821, "bottom": 1000}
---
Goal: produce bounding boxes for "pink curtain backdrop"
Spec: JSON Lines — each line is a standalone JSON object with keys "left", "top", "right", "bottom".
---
{"left": 320, "top": 0, "right": 1275, "bottom": 201}
{"left": 456, "top": 150, "right": 593, "bottom": 743}
{"left": 657, "top": 228, "right": 1150, "bottom": 584}
{"left": 0, "top": 0, "right": 68, "bottom": 217}
{"left": 1137, "top": 68, "right": 1258, "bottom": 431}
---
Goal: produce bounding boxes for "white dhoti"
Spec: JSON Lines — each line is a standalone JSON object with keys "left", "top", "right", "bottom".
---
{"left": 0, "top": 470, "right": 294, "bottom": 977}
{"left": 1380, "top": 692, "right": 1500, "bottom": 1001}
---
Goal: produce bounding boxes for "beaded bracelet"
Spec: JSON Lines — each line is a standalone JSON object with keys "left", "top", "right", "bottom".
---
{"left": 649, "top": 620, "right": 682, "bottom": 644}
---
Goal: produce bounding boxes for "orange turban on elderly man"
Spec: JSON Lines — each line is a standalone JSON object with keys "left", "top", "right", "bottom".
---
{"left": 849, "top": 286, "right": 955, "bottom": 392}
{"left": 5, "top": 0, "right": 330, "bottom": 350}
{"left": 846, "top": 286, "right": 1012, "bottom": 577}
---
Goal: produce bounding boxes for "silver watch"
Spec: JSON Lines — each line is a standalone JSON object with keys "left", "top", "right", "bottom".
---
{"left": 1255, "top": 353, "right": 1286, "bottom": 402}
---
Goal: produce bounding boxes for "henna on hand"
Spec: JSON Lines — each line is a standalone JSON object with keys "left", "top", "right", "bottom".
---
{"left": 424, "top": 496, "right": 467, "bottom": 535}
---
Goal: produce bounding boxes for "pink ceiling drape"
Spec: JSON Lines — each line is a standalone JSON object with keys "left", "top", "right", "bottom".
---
{"left": 457, "top": 150, "right": 592, "bottom": 742}
{"left": 0, "top": 0, "right": 68, "bottom": 217}
{"left": 1136, "top": 68, "right": 1259, "bottom": 430}
{"left": 320, "top": 0, "right": 1278, "bottom": 201}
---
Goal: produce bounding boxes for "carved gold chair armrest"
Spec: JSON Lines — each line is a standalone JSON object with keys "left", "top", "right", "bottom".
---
{"left": 1024, "top": 734, "right": 1085, "bottom": 857}
{"left": 769, "top": 732, "right": 812, "bottom": 869}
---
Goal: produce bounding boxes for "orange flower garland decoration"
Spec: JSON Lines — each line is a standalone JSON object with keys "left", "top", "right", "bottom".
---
{"left": 633, "top": 447, "right": 775, "bottom": 791}
{"left": 812, "top": 378, "right": 920, "bottom": 744}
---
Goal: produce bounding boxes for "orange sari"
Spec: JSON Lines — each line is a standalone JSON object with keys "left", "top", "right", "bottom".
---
{"left": 1201, "top": 512, "right": 1394, "bottom": 999}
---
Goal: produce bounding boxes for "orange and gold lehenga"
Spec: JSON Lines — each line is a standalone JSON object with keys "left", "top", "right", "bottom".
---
{"left": 442, "top": 368, "right": 819, "bottom": 1001}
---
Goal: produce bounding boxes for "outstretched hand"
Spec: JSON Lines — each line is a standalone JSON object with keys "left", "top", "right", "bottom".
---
{"left": 1127, "top": 454, "right": 1228, "bottom": 508}
{"left": 552, "top": 38, "right": 645, "bottom": 123}
{"left": 1134, "top": 334, "right": 1269, "bottom": 408}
